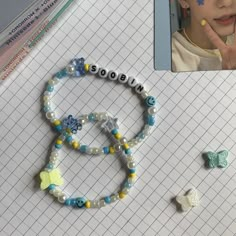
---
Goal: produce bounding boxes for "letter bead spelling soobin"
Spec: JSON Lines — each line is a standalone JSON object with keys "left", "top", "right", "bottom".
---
{"left": 40, "top": 57, "right": 157, "bottom": 208}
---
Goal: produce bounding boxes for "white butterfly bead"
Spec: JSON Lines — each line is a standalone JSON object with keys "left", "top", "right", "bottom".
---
{"left": 176, "top": 188, "right": 199, "bottom": 212}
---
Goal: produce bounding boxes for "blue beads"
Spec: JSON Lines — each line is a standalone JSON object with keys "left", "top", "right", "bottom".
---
{"left": 70, "top": 198, "right": 77, "bottom": 206}
{"left": 55, "top": 69, "right": 67, "bottom": 78}
{"left": 147, "top": 115, "right": 155, "bottom": 126}
{"left": 55, "top": 144, "right": 62, "bottom": 149}
{"left": 80, "top": 145, "right": 87, "bottom": 153}
{"left": 65, "top": 198, "right": 72, "bottom": 206}
{"left": 48, "top": 184, "right": 56, "bottom": 190}
{"left": 76, "top": 197, "right": 86, "bottom": 208}
{"left": 125, "top": 149, "right": 132, "bottom": 155}
{"left": 145, "top": 96, "right": 156, "bottom": 107}
{"left": 103, "top": 147, "right": 109, "bottom": 154}
{"left": 46, "top": 163, "right": 53, "bottom": 169}
{"left": 129, "top": 168, "right": 136, "bottom": 174}
{"left": 124, "top": 181, "right": 132, "bottom": 189}
{"left": 55, "top": 125, "right": 62, "bottom": 132}
{"left": 88, "top": 113, "right": 95, "bottom": 122}
{"left": 104, "top": 196, "right": 111, "bottom": 204}
{"left": 46, "top": 84, "right": 54, "bottom": 92}
{"left": 66, "top": 136, "right": 73, "bottom": 143}
{"left": 111, "top": 129, "right": 118, "bottom": 135}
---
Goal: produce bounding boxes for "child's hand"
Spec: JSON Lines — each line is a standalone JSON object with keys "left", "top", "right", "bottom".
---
{"left": 201, "top": 19, "right": 236, "bottom": 70}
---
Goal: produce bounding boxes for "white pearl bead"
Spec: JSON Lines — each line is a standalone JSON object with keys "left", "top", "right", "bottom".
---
{"left": 46, "top": 111, "right": 55, "bottom": 120}
{"left": 53, "top": 190, "right": 62, "bottom": 197}
{"left": 58, "top": 193, "right": 67, "bottom": 203}
{"left": 110, "top": 195, "right": 117, "bottom": 203}
{"left": 66, "top": 64, "right": 75, "bottom": 75}
{"left": 52, "top": 77, "right": 60, "bottom": 84}
{"left": 122, "top": 188, "right": 129, "bottom": 194}
{"left": 100, "top": 112, "right": 108, "bottom": 120}
{"left": 90, "top": 200, "right": 97, "bottom": 208}
{"left": 127, "top": 156, "right": 134, "bottom": 162}
{"left": 98, "top": 68, "right": 108, "bottom": 78}
{"left": 86, "top": 148, "right": 93, "bottom": 155}
{"left": 141, "top": 91, "right": 149, "bottom": 99}
{"left": 108, "top": 70, "right": 118, "bottom": 80}
{"left": 79, "top": 119, "right": 86, "bottom": 125}
{"left": 44, "top": 91, "right": 52, "bottom": 97}
{"left": 128, "top": 177, "right": 135, "bottom": 184}
{"left": 148, "top": 107, "right": 157, "bottom": 115}
{"left": 50, "top": 156, "right": 57, "bottom": 162}
{"left": 93, "top": 112, "right": 99, "bottom": 120}
{"left": 92, "top": 148, "right": 100, "bottom": 155}
{"left": 135, "top": 83, "right": 145, "bottom": 94}
{"left": 89, "top": 64, "right": 99, "bottom": 74}
{"left": 127, "top": 161, "right": 136, "bottom": 169}
{"left": 49, "top": 189, "right": 56, "bottom": 195}
{"left": 51, "top": 151, "right": 59, "bottom": 157}
{"left": 97, "top": 113, "right": 104, "bottom": 121}
{"left": 128, "top": 77, "right": 137, "bottom": 87}
{"left": 118, "top": 73, "right": 128, "bottom": 83}
{"left": 114, "top": 144, "right": 122, "bottom": 152}
{"left": 48, "top": 79, "right": 56, "bottom": 86}
{"left": 43, "top": 96, "right": 51, "bottom": 102}
{"left": 100, "top": 200, "right": 106, "bottom": 207}
{"left": 120, "top": 137, "right": 127, "bottom": 145}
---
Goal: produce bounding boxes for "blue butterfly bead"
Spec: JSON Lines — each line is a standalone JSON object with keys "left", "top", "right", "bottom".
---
{"left": 205, "top": 150, "right": 228, "bottom": 168}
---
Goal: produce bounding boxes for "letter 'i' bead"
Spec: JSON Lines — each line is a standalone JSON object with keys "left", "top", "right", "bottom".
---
{"left": 128, "top": 77, "right": 137, "bottom": 87}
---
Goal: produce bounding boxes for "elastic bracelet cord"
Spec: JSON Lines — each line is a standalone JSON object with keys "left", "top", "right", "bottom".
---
{"left": 40, "top": 117, "right": 137, "bottom": 208}
{"left": 43, "top": 58, "right": 157, "bottom": 150}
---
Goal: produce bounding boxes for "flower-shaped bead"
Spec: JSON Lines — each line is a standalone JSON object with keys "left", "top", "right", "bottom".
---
{"left": 70, "top": 58, "right": 86, "bottom": 77}
{"left": 62, "top": 115, "right": 82, "bottom": 134}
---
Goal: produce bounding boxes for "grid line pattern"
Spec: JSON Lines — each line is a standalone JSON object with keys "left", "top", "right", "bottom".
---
{"left": 0, "top": 0, "right": 236, "bottom": 235}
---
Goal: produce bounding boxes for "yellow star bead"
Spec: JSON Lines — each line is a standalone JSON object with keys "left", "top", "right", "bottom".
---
{"left": 53, "top": 120, "right": 61, "bottom": 126}
{"left": 119, "top": 192, "right": 126, "bottom": 199}
{"left": 72, "top": 141, "right": 80, "bottom": 149}
{"left": 109, "top": 146, "right": 115, "bottom": 154}
{"left": 84, "top": 64, "right": 90, "bottom": 72}
{"left": 114, "top": 133, "right": 121, "bottom": 139}
{"left": 85, "top": 201, "right": 91, "bottom": 208}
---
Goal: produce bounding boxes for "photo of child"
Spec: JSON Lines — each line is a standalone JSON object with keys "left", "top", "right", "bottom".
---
{"left": 171, "top": 0, "right": 236, "bottom": 72}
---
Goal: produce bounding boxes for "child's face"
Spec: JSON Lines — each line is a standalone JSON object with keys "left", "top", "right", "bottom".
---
{"left": 181, "top": 0, "right": 236, "bottom": 36}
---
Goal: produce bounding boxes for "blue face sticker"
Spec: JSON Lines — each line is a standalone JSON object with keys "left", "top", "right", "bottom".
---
{"left": 197, "top": 0, "right": 204, "bottom": 5}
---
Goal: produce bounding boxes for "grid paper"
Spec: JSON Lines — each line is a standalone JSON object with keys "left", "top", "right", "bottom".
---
{"left": 1, "top": 0, "right": 236, "bottom": 236}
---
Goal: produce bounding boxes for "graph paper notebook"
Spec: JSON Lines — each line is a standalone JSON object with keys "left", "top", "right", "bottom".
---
{"left": 0, "top": 1, "right": 236, "bottom": 236}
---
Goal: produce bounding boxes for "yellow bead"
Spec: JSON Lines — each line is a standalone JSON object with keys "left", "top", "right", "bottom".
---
{"left": 115, "top": 133, "right": 121, "bottom": 139}
{"left": 123, "top": 143, "right": 129, "bottom": 150}
{"left": 72, "top": 141, "right": 80, "bottom": 149}
{"left": 129, "top": 173, "right": 136, "bottom": 178}
{"left": 85, "top": 201, "right": 91, "bottom": 208}
{"left": 109, "top": 146, "right": 115, "bottom": 154}
{"left": 119, "top": 192, "right": 126, "bottom": 199}
{"left": 84, "top": 64, "right": 90, "bottom": 72}
{"left": 53, "top": 120, "right": 61, "bottom": 126}
{"left": 56, "top": 139, "right": 63, "bottom": 145}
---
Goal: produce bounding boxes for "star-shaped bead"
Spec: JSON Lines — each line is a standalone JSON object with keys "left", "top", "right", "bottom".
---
{"left": 101, "top": 117, "right": 119, "bottom": 132}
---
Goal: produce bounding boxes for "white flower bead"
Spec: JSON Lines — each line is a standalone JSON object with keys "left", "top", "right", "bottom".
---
{"left": 89, "top": 64, "right": 99, "bottom": 74}
{"left": 108, "top": 70, "right": 118, "bottom": 80}
{"left": 58, "top": 193, "right": 67, "bottom": 203}
{"left": 128, "top": 77, "right": 137, "bottom": 87}
{"left": 134, "top": 83, "right": 145, "bottom": 94}
{"left": 98, "top": 68, "right": 108, "bottom": 78}
{"left": 127, "top": 161, "right": 136, "bottom": 169}
{"left": 148, "top": 107, "right": 157, "bottom": 115}
{"left": 46, "top": 111, "right": 55, "bottom": 120}
{"left": 118, "top": 73, "right": 128, "bottom": 83}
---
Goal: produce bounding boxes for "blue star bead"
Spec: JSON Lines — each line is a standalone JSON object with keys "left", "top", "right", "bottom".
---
{"left": 197, "top": 0, "right": 204, "bottom": 5}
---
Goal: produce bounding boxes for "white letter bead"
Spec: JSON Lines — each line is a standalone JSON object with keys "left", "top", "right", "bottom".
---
{"left": 98, "top": 68, "right": 108, "bottom": 78}
{"left": 89, "top": 64, "right": 99, "bottom": 74}
{"left": 108, "top": 70, "right": 118, "bottom": 80}
{"left": 128, "top": 77, "right": 137, "bottom": 87}
{"left": 135, "top": 83, "right": 144, "bottom": 94}
{"left": 118, "top": 73, "right": 128, "bottom": 83}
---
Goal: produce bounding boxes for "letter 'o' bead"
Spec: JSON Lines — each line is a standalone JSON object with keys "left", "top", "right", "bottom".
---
{"left": 98, "top": 68, "right": 108, "bottom": 78}
{"left": 108, "top": 70, "right": 118, "bottom": 80}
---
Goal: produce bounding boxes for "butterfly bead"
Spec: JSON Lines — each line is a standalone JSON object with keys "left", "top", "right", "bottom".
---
{"left": 176, "top": 188, "right": 199, "bottom": 212}
{"left": 205, "top": 150, "right": 228, "bottom": 168}
{"left": 40, "top": 168, "right": 64, "bottom": 190}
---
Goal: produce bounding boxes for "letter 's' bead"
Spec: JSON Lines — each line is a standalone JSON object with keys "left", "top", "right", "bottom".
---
{"left": 89, "top": 64, "right": 99, "bottom": 74}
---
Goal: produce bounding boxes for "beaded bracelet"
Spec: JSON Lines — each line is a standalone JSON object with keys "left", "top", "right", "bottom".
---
{"left": 39, "top": 115, "right": 136, "bottom": 208}
{"left": 43, "top": 58, "right": 157, "bottom": 151}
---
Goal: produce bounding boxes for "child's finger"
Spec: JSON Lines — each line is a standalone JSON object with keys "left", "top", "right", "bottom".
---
{"left": 201, "top": 19, "right": 226, "bottom": 51}
{"left": 234, "top": 21, "right": 236, "bottom": 45}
